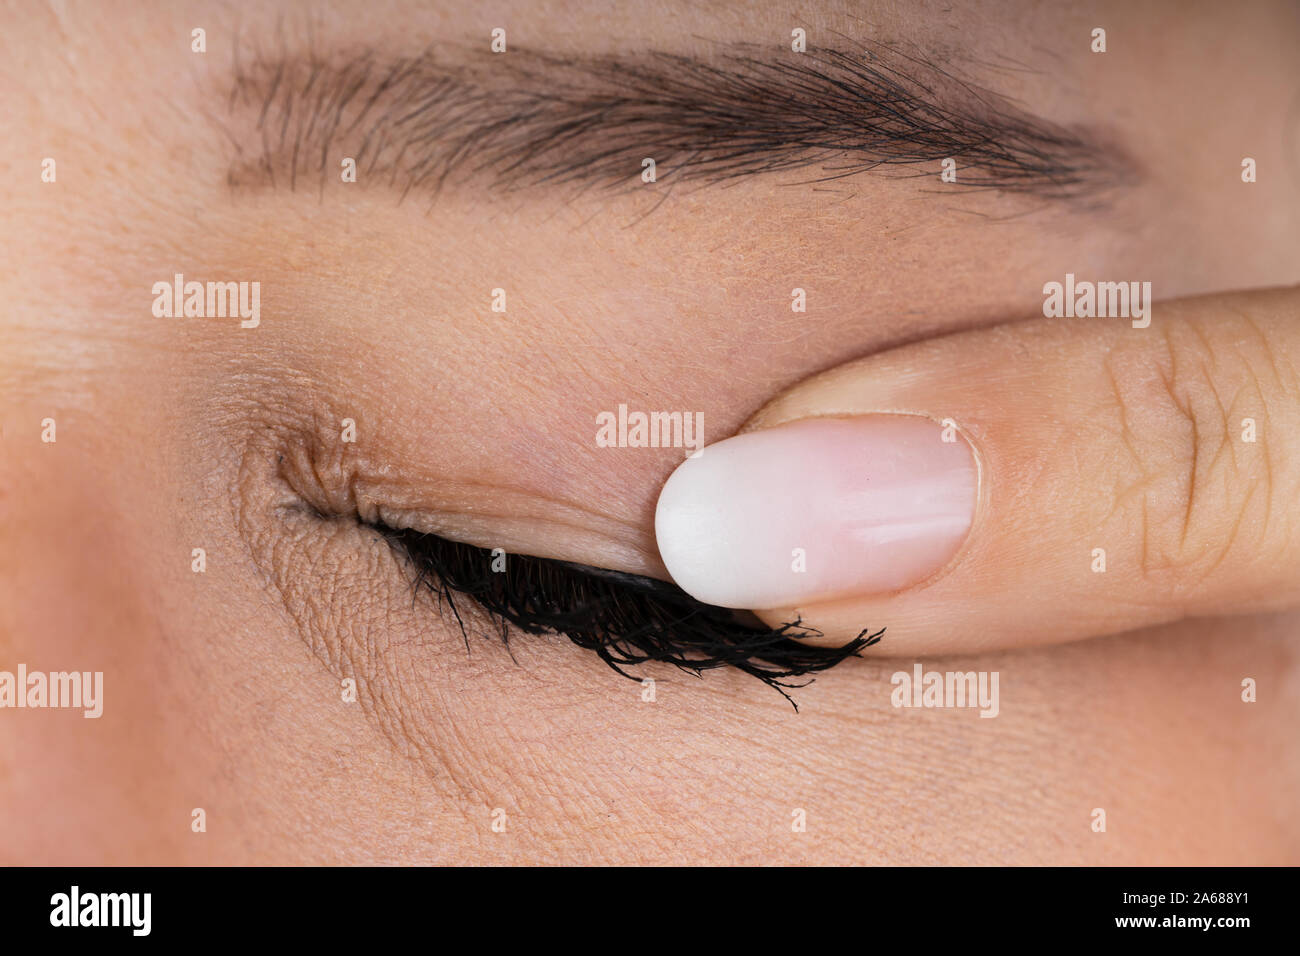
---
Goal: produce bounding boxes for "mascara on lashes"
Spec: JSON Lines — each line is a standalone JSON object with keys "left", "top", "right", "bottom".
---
{"left": 377, "top": 525, "right": 882, "bottom": 707}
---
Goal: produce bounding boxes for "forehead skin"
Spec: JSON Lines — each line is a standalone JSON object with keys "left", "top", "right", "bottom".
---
{"left": 1, "top": 0, "right": 1298, "bottom": 864}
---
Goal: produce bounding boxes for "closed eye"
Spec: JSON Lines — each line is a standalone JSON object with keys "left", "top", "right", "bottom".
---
{"left": 377, "top": 524, "right": 882, "bottom": 707}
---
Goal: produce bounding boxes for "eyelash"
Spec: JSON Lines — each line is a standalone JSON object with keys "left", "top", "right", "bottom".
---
{"left": 376, "top": 525, "right": 881, "bottom": 707}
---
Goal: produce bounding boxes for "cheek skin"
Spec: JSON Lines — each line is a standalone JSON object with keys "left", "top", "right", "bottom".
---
{"left": 0, "top": 435, "right": 176, "bottom": 863}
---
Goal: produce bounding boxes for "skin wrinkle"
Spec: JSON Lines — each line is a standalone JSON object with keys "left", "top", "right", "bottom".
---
{"left": 1236, "top": 311, "right": 1292, "bottom": 546}
{"left": 1101, "top": 352, "right": 1150, "bottom": 525}
{"left": 234, "top": 399, "right": 828, "bottom": 774}
{"left": 1181, "top": 327, "right": 1239, "bottom": 569}
{"left": 257, "top": 367, "right": 840, "bottom": 779}
{"left": 1204, "top": 481, "right": 1259, "bottom": 581}
{"left": 1148, "top": 320, "right": 1198, "bottom": 567}
{"left": 1109, "top": 317, "right": 1284, "bottom": 602}
{"left": 245, "top": 383, "right": 658, "bottom": 567}
{"left": 236, "top": 461, "right": 443, "bottom": 775}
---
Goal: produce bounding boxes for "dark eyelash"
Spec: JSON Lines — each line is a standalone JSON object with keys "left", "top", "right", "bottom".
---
{"left": 376, "top": 526, "right": 882, "bottom": 708}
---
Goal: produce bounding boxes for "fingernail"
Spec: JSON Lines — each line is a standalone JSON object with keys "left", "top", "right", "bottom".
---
{"left": 654, "top": 416, "right": 978, "bottom": 609}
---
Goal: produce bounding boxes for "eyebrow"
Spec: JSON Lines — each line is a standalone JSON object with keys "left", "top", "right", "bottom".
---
{"left": 219, "top": 38, "right": 1131, "bottom": 203}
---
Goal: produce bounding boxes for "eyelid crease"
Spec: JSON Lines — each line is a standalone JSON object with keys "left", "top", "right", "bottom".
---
{"left": 363, "top": 498, "right": 665, "bottom": 578}
{"left": 377, "top": 524, "right": 882, "bottom": 708}
{"left": 273, "top": 432, "right": 666, "bottom": 578}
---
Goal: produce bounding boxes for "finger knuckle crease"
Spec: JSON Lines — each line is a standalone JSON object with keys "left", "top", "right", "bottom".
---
{"left": 1104, "top": 319, "right": 1270, "bottom": 594}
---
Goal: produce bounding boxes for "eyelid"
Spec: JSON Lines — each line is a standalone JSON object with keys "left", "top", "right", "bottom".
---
{"left": 369, "top": 500, "right": 667, "bottom": 582}
{"left": 273, "top": 430, "right": 667, "bottom": 580}
{"left": 251, "top": 396, "right": 875, "bottom": 700}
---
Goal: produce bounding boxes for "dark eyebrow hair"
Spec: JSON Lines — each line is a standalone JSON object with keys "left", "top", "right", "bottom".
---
{"left": 219, "top": 37, "right": 1132, "bottom": 203}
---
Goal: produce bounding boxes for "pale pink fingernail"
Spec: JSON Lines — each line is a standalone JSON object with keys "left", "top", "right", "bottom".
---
{"left": 654, "top": 416, "right": 978, "bottom": 609}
